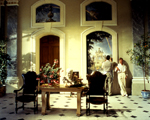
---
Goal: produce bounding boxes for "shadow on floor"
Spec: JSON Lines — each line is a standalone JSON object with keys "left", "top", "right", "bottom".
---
{"left": 80, "top": 109, "right": 135, "bottom": 118}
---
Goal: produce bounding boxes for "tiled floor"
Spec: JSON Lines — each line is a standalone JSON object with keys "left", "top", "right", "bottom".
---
{"left": 0, "top": 93, "right": 150, "bottom": 120}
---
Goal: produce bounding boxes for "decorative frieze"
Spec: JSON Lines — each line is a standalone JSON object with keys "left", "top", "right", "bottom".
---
{"left": 0, "top": 0, "right": 19, "bottom": 6}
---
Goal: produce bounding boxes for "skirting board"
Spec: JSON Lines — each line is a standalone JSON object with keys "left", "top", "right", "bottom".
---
{"left": 132, "top": 77, "right": 150, "bottom": 95}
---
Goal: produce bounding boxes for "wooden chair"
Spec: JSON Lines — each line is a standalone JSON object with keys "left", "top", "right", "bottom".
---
{"left": 86, "top": 71, "right": 108, "bottom": 116}
{"left": 14, "top": 71, "right": 38, "bottom": 114}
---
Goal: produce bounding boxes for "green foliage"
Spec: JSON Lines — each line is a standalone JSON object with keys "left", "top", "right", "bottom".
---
{"left": 0, "top": 40, "right": 11, "bottom": 84}
{"left": 37, "top": 59, "right": 62, "bottom": 84}
{"left": 126, "top": 40, "right": 150, "bottom": 67}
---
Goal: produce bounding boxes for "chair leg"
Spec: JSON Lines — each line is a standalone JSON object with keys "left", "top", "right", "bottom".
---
{"left": 15, "top": 100, "right": 18, "bottom": 114}
{"left": 106, "top": 102, "right": 108, "bottom": 116}
{"left": 86, "top": 103, "right": 90, "bottom": 116}
{"left": 22, "top": 102, "right": 24, "bottom": 110}
{"left": 86, "top": 97, "right": 90, "bottom": 116}
{"left": 86, "top": 98, "right": 88, "bottom": 116}
{"left": 36, "top": 95, "right": 38, "bottom": 113}
{"left": 103, "top": 103, "right": 105, "bottom": 113}
{"left": 36, "top": 100, "right": 38, "bottom": 113}
{"left": 34, "top": 101, "right": 35, "bottom": 114}
{"left": 89, "top": 103, "right": 90, "bottom": 115}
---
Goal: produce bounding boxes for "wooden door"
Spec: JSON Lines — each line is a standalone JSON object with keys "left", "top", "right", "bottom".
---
{"left": 40, "top": 35, "right": 59, "bottom": 68}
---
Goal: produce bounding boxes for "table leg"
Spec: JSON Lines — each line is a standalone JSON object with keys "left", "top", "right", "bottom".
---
{"left": 77, "top": 92, "right": 81, "bottom": 117}
{"left": 41, "top": 91, "right": 46, "bottom": 115}
{"left": 46, "top": 92, "right": 50, "bottom": 110}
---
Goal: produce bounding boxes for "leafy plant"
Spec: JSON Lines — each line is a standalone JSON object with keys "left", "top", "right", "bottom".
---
{"left": 126, "top": 34, "right": 150, "bottom": 90}
{"left": 0, "top": 40, "right": 11, "bottom": 85}
{"left": 37, "top": 59, "right": 62, "bottom": 85}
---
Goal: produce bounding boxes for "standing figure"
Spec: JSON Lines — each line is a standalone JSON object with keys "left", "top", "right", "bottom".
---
{"left": 115, "top": 58, "right": 128, "bottom": 97}
{"left": 102, "top": 55, "right": 113, "bottom": 96}
{"left": 110, "top": 57, "right": 114, "bottom": 80}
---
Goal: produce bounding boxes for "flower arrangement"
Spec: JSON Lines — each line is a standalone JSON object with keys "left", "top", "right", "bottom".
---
{"left": 36, "top": 59, "right": 62, "bottom": 86}
{"left": 126, "top": 34, "right": 150, "bottom": 90}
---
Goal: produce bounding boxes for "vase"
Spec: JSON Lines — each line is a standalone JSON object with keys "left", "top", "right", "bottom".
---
{"left": 141, "top": 90, "right": 150, "bottom": 99}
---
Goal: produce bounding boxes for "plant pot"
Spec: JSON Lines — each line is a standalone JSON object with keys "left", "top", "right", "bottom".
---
{"left": 0, "top": 85, "right": 6, "bottom": 97}
{"left": 141, "top": 90, "right": 150, "bottom": 99}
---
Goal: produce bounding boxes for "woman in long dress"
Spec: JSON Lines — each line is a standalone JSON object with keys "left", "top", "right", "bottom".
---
{"left": 115, "top": 58, "right": 128, "bottom": 97}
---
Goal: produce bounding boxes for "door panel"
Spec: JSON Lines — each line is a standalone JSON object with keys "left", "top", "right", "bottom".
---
{"left": 53, "top": 46, "right": 59, "bottom": 61}
{"left": 41, "top": 46, "right": 49, "bottom": 66}
{"left": 40, "top": 35, "right": 59, "bottom": 68}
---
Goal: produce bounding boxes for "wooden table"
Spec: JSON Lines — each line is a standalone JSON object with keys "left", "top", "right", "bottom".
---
{"left": 39, "top": 85, "right": 84, "bottom": 116}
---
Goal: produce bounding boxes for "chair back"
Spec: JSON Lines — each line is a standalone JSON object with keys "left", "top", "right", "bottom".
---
{"left": 22, "top": 71, "right": 38, "bottom": 94}
{"left": 87, "top": 71, "right": 106, "bottom": 95}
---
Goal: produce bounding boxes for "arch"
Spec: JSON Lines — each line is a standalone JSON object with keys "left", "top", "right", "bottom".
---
{"left": 80, "top": 0, "right": 117, "bottom": 26}
{"left": 31, "top": 0, "right": 65, "bottom": 28}
{"left": 31, "top": 27, "right": 65, "bottom": 84}
{"left": 81, "top": 26, "right": 117, "bottom": 82}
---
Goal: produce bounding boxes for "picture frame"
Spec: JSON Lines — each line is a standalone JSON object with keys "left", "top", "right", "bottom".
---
{"left": 31, "top": 0, "right": 65, "bottom": 28}
{"left": 73, "top": 71, "right": 79, "bottom": 79}
{"left": 80, "top": 0, "right": 117, "bottom": 26}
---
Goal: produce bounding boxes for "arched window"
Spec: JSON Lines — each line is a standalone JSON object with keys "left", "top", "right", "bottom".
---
{"left": 31, "top": 0, "right": 65, "bottom": 28}
{"left": 36, "top": 4, "right": 60, "bottom": 23}
{"left": 86, "top": 2, "right": 112, "bottom": 21}
{"left": 81, "top": 0, "right": 117, "bottom": 26}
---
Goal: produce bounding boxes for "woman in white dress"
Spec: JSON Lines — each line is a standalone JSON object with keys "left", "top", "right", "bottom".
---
{"left": 115, "top": 58, "right": 128, "bottom": 97}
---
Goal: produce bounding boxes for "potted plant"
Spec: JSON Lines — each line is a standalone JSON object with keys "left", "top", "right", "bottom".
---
{"left": 0, "top": 40, "right": 11, "bottom": 97}
{"left": 126, "top": 34, "right": 150, "bottom": 99}
{"left": 37, "top": 59, "right": 62, "bottom": 86}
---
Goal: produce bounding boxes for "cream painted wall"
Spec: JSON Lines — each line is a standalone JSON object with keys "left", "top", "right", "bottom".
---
{"left": 22, "top": 36, "right": 31, "bottom": 72}
{"left": 17, "top": 0, "right": 133, "bottom": 94}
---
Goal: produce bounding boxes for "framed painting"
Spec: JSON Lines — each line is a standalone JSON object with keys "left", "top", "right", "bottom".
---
{"left": 80, "top": 0, "right": 117, "bottom": 26}
{"left": 86, "top": 2, "right": 112, "bottom": 21}
{"left": 31, "top": 0, "right": 65, "bottom": 28}
{"left": 36, "top": 4, "right": 60, "bottom": 23}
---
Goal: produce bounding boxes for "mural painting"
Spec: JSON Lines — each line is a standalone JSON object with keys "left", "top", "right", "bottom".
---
{"left": 36, "top": 4, "right": 60, "bottom": 23}
{"left": 7, "top": 6, "right": 18, "bottom": 77}
{"left": 131, "top": 0, "right": 150, "bottom": 77}
{"left": 87, "top": 31, "right": 112, "bottom": 74}
{"left": 86, "top": 2, "right": 112, "bottom": 21}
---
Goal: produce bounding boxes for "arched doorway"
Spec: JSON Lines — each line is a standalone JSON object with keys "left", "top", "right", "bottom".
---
{"left": 32, "top": 27, "right": 65, "bottom": 84}
{"left": 81, "top": 26, "right": 118, "bottom": 93}
{"left": 40, "top": 35, "right": 59, "bottom": 67}
{"left": 86, "top": 31, "right": 112, "bottom": 74}
{"left": 81, "top": 27, "right": 117, "bottom": 82}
